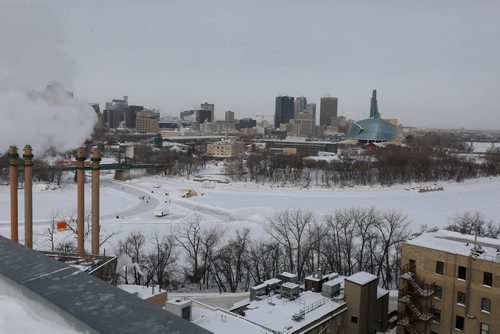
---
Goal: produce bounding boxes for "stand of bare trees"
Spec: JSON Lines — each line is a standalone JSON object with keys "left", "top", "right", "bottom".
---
{"left": 445, "top": 211, "right": 500, "bottom": 238}
{"left": 229, "top": 146, "right": 498, "bottom": 187}
{"left": 114, "top": 208, "right": 410, "bottom": 291}
{"left": 133, "top": 145, "right": 206, "bottom": 177}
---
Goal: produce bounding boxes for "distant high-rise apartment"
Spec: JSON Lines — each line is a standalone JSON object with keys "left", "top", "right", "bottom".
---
{"left": 294, "top": 96, "right": 307, "bottom": 117}
{"left": 136, "top": 109, "right": 160, "bottom": 133}
{"left": 125, "top": 105, "right": 144, "bottom": 129}
{"left": 306, "top": 103, "right": 316, "bottom": 125}
{"left": 319, "top": 97, "right": 338, "bottom": 126}
{"left": 239, "top": 118, "right": 257, "bottom": 129}
{"left": 103, "top": 96, "right": 129, "bottom": 129}
{"left": 369, "top": 90, "right": 379, "bottom": 118}
{"left": 275, "top": 96, "right": 294, "bottom": 128}
{"left": 225, "top": 110, "right": 235, "bottom": 122}
{"left": 201, "top": 102, "right": 214, "bottom": 122}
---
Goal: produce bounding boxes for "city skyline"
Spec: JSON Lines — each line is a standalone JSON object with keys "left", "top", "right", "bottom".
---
{"left": 2, "top": 1, "right": 500, "bottom": 130}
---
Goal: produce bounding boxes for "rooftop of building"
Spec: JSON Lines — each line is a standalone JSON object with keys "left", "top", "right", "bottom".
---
{"left": 252, "top": 278, "right": 282, "bottom": 290}
{"left": 345, "top": 272, "right": 378, "bottom": 285}
{"left": 280, "top": 271, "right": 297, "bottom": 278}
{"left": 192, "top": 307, "right": 269, "bottom": 334}
{"left": 0, "top": 236, "right": 210, "bottom": 334}
{"left": 244, "top": 290, "right": 346, "bottom": 333}
{"left": 118, "top": 284, "right": 166, "bottom": 300}
{"left": 305, "top": 272, "right": 339, "bottom": 282}
{"left": 406, "top": 229, "right": 500, "bottom": 262}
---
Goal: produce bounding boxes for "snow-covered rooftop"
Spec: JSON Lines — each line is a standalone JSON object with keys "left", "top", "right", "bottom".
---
{"left": 345, "top": 272, "right": 377, "bottom": 285}
{"left": 118, "top": 284, "right": 165, "bottom": 300}
{"left": 406, "top": 230, "right": 500, "bottom": 262}
{"left": 323, "top": 277, "right": 344, "bottom": 287}
{"left": 377, "top": 287, "right": 389, "bottom": 299}
{"left": 280, "top": 271, "right": 297, "bottom": 278}
{"left": 167, "top": 298, "right": 192, "bottom": 307}
{"left": 192, "top": 308, "right": 269, "bottom": 334}
{"left": 244, "top": 291, "right": 346, "bottom": 333}
{"left": 282, "top": 282, "right": 299, "bottom": 289}
{"left": 252, "top": 278, "right": 281, "bottom": 290}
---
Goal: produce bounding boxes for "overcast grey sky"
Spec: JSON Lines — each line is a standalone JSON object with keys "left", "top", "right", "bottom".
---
{"left": 6, "top": 0, "right": 500, "bottom": 129}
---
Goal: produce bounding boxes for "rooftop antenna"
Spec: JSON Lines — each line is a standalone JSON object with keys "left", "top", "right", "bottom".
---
{"left": 472, "top": 220, "right": 483, "bottom": 254}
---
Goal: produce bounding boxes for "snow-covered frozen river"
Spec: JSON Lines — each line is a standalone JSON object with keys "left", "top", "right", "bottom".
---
{"left": 1, "top": 174, "right": 500, "bottom": 249}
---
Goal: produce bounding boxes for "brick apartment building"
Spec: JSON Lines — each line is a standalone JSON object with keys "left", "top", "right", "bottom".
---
{"left": 398, "top": 230, "right": 499, "bottom": 334}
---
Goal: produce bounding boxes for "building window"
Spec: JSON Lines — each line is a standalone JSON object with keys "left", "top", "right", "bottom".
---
{"left": 434, "top": 285, "right": 443, "bottom": 299}
{"left": 457, "top": 291, "right": 466, "bottom": 305}
{"left": 409, "top": 259, "right": 416, "bottom": 272}
{"left": 458, "top": 266, "right": 467, "bottom": 280}
{"left": 351, "top": 315, "right": 358, "bottom": 324}
{"left": 455, "top": 315, "right": 464, "bottom": 331}
{"left": 436, "top": 261, "right": 444, "bottom": 275}
{"left": 432, "top": 308, "right": 441, "bottom": 323}
{"left": 484, "top": 272, "right": 493, "bottom": 287}
{"left": 481, "top": 323, "right": 489, "bottom": 334}
{"left": 481, "top": 298, "right": 491, "bottom": 313}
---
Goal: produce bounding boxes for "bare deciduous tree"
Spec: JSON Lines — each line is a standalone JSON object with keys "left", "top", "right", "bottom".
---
{"left": 446, "top": 211, "right": 500, "bottom": 238}
{"left": 267, "top": 209, "right": 315, "bottom": 279}
{"left": 143, "top": 230, "right": 178, "bottom": 289}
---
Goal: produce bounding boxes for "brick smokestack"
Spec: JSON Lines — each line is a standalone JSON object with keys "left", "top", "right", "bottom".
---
{"left": 76, "top": 148, "right": 86, "bottom": 254}
{"left": 23, "top": 145, "right": 34, "bottom": 248}
{"left": 9, "top": 146, "right": 19, "bottom": 242}
{"left": 91, "top": 148, "right": 101, "bottom": 255}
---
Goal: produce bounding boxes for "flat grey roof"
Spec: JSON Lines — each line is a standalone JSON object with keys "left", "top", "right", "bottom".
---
{"left": 0, "top": 236, "right": 211, "bottom": 334}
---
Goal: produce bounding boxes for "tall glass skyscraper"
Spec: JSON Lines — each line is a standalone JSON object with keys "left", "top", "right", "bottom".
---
{"left": 275, "top": 96, "right": 295, "bottom": 128}
{"left": 319, "top": 97, "right": 338, "bottom": 126}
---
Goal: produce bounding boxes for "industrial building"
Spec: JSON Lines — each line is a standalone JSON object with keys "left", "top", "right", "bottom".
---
{"left": 397, "top": 230, "right": 499, "bottom": 334}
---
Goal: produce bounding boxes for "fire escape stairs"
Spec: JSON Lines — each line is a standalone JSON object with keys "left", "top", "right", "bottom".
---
{"left": 400, "top": 272, "right": 434, "bottom": 297}
{"left": 397, "top": 317, "right": 418, "bottom": 334}
{"left": 398, "top": 295, "right": 433, "bottom": 321}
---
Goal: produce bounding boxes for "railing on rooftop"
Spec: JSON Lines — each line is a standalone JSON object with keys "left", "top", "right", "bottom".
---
{"left": 292, "top": 297, "right": 330, "bottom": 322}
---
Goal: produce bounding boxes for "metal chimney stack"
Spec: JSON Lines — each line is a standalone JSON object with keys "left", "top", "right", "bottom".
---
{"left": 91, "top": 148, "right": 101, "bottom": 255}
{"left": 9, "top": 146, "right": 19, "bottom": 242}
{"left": 76, "top": 148, "right": 86, "bottom": 254}
{"left": 23, "top": 145, "right": 34, "bottom": 248}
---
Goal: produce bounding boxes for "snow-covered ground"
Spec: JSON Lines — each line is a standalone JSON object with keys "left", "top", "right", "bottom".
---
{"left": 1, "top": 172, "right": 500, "bottom": 251}
{"left": 470, "top": 141, "right": 499, "bottom": 152}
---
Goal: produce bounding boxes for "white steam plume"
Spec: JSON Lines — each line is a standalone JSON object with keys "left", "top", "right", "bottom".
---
{"left": 0, "top": 2, "right": 96, "bottom": 155}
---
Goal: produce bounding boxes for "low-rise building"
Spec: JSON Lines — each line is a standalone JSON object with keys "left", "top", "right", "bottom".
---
{"left": 207, "top": 141, "right": 244, "bottom": 158}
{"left": 266, "top": 138, "right": 337, "bottom": 156}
